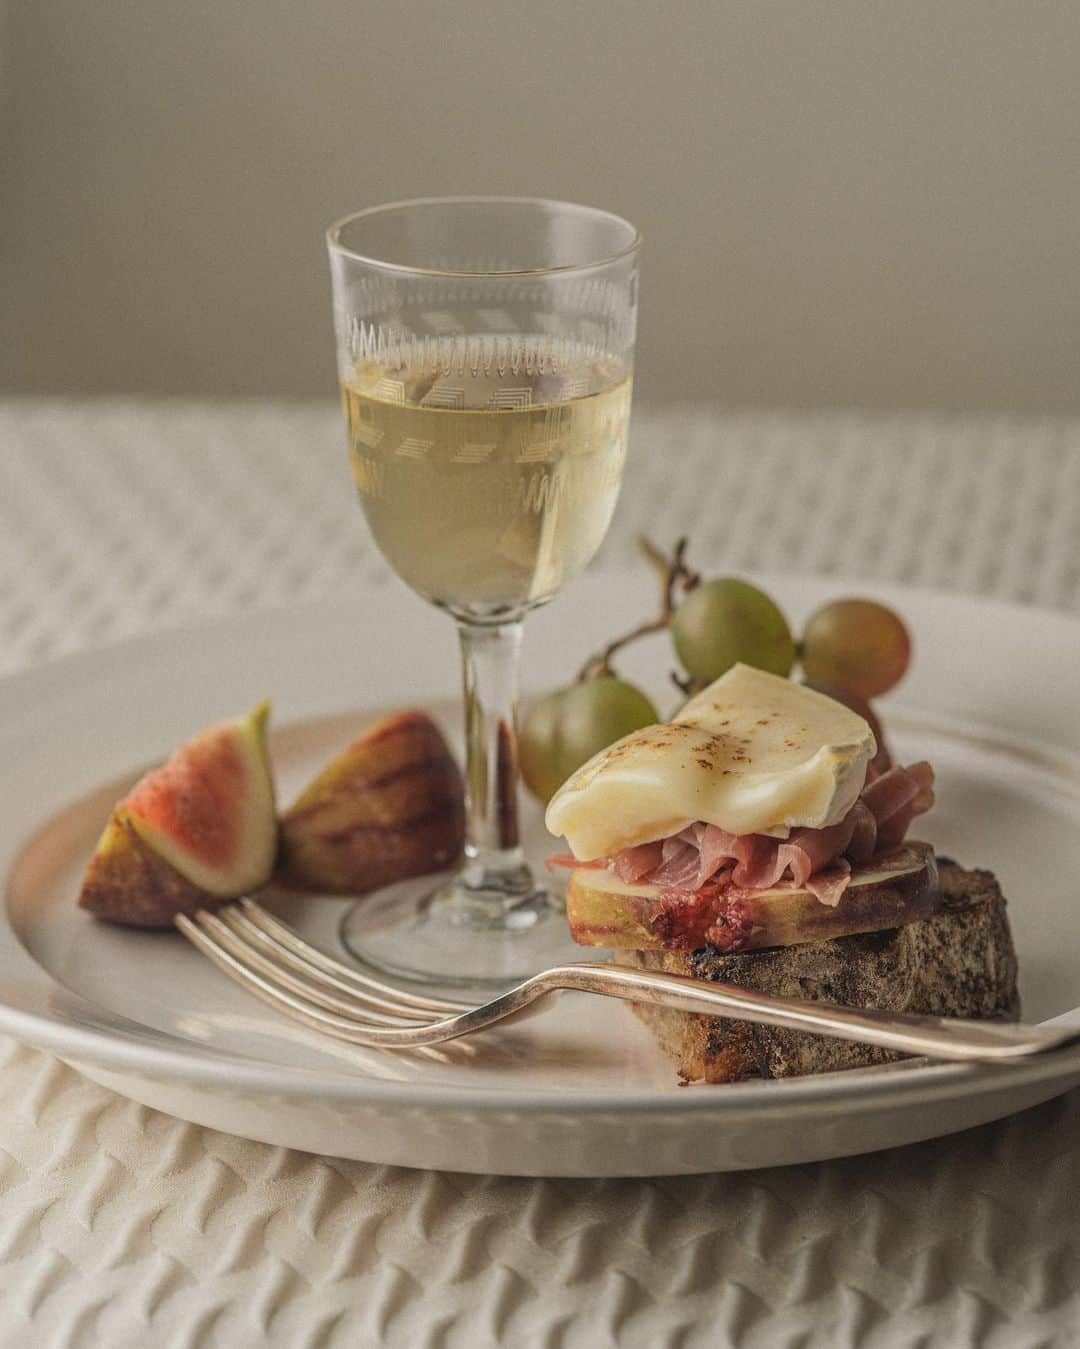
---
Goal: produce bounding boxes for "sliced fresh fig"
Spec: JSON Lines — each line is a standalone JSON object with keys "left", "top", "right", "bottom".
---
{"left": 278, "top": 710, "right": 465, "bottom": 896}
{"left": 566, "top": 842, "right": 940, "bottom": 953}
{"left": 79, "top": 702, "right": 278, "bottom": 926}
{"left": 79, "top": 814, "right": 211, "bottom": 927}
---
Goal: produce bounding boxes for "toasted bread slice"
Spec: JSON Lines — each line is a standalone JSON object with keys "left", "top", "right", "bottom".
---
{"left": 622, "top": 860, "right": 1020, "bottom": 1082}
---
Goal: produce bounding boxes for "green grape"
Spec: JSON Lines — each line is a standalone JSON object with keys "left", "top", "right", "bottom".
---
{"left": 800, "top": 599, "right": 911, "bottom": 699}
{"left": 519, "top": 690, "right": 569, "bottom": 805}
{"left": 671, "top": 578, "right": 796, "bottom": 683}
{"left": 555, "top": 678, "right": 660, "bottom": 783}
{"left": 519, "top": 678, "right": 660, "bottom": 804}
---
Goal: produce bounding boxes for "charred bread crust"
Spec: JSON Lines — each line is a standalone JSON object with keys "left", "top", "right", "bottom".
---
{"left": 625, "top": 860, "right": 1020, "bottom": 1083}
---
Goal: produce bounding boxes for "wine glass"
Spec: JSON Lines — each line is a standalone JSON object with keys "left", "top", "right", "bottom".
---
{"left": 326, "top": 196, "right": 640, "bottom": 986}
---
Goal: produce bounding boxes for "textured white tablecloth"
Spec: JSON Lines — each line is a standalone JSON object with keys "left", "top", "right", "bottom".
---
{"left": 1, "top": 399, "right": 1079, "bottom": 1348}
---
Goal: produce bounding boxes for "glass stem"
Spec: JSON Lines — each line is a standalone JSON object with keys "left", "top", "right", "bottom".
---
{"left": 456, "top": 619, "right": 533, "bottom": 899}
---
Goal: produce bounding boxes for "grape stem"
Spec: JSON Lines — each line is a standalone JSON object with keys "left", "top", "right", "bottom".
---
{"left": 576, "top": 536, "right": 700, "bottom": 681}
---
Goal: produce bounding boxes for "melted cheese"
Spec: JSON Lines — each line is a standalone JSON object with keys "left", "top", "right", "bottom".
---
{"left": 545, "top": 663, "right": 876, "bottom": 859}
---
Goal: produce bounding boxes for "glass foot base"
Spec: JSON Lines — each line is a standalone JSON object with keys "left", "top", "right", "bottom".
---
{"left": 338, "top": 871, "right": 582, "bottom": 989}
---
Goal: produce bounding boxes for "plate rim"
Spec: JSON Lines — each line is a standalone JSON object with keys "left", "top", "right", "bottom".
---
{"left": 5, "top": 570, "right": 1080, "bottom": 698}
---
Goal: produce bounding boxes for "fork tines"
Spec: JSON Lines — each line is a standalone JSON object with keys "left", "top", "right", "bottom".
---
{"left": 176, "top": 899, "right": 471, "bottom": 1038}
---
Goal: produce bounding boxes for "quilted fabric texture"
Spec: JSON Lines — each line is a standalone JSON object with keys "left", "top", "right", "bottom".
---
{"left": 2, "top": 400, "right": 1079, "bottom": 674}
{"left": 1, "top": 399, "right": 1079, "bottom": 1347}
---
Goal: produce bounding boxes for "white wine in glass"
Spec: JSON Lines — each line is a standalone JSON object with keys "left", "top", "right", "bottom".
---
{"left": 327, "top": 197, "right": 640, "bottom": 986}
{"left": 344, "top": 357, "right": 631, "bottom": 616}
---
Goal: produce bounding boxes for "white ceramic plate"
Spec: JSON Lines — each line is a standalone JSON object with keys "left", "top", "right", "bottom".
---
{"left": 3, "top": 573, "right": 1080, "bottom": 1176}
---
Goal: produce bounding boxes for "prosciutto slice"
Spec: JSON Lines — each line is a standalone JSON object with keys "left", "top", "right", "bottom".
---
{"left": 805, "top": 861, "right": 853, "bottom": 906}
{"left": 862, "top": 760, "right": 934, "bottom": 852}
{"left": 612, "top": 840, "right": 665, "bottom": 884}
{"left": 602, "top": 761, "right": 935, "bottom": 907}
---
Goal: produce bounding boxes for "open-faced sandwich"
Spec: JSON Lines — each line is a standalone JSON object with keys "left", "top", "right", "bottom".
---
{"left": 547, "top": 664, "right": 1019, "bottom": 1082}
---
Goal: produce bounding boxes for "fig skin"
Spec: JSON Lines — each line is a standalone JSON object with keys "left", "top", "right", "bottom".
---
{"left": 277, "top": 710, "right": 465, "bottom": 896}
{"left": 80, "top": 815, "right": 217, "bottom": 927}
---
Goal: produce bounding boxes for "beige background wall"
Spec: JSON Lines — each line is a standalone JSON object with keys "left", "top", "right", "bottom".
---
{"left": 2, "top": 1, "right": 1077, "bottom": 411}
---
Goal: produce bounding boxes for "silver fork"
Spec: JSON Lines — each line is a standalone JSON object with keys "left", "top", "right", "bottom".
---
{"left": 176, "top": 899, "right": 1080, "bottom": 1063}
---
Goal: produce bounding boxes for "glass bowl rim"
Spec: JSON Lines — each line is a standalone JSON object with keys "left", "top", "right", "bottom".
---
{"left": 325, "top": 195, "right": 641, "bottom": 279}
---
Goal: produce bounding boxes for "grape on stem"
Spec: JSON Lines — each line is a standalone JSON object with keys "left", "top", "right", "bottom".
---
{"left": 519, "top": 691, "right": 569, "bottom": 805}
{"left": 555, "top": 678, "right": 659, "bottom": 783}
{"left": 800, "top": 599, "right": 911, "bottom": 700}
{"left": 672, "top": 577, "right": 796, "bottom": 683}
{"left": 520, "top": 678, "right": 659, "bottom": 805}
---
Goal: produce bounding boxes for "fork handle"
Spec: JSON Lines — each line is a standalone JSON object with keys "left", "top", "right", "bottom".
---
{"left": 540, "top": 963, "right": 1067, "bottom": 1063}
